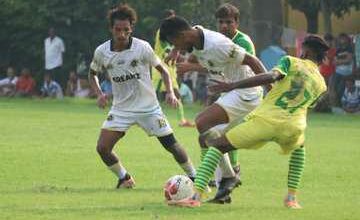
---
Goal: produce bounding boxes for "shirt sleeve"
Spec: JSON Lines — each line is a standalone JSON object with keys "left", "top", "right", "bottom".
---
{"left": 60, "top": 39, "right": 65, "bottom": 52}
{"left": 90, "top": 48, "right": 103, "bottom": 73}
{"left": 215, "top": 42, "right": 246, "bottom": 65}
{"left": 272, "top": 56, "right": 290, "bottom": 76}
{"left": 143, "top": 42, "right": 161, "bottom": 67}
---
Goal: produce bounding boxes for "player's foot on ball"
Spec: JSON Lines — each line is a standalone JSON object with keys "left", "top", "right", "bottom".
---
{"left": 213, "top": 176, "right": 240, "bottom": 200}
{"left": 179, "top": 120, "right": 195, "bottom": 127}
{"left": 207, "top": 194, "right": 232, "bottom": 204}
{"left": 233, "top": 165, "right": 242, "bottom": 187}
{"left": 116, "top": 173, "right": 135, "bottom": 189}
{"left": 284, "top": 196, "right": 302, "bottom": 209}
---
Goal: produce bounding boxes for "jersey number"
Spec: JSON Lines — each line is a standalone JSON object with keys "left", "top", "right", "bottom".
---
{"left": 275, "top": 89, "right": 311, "bottom": 113}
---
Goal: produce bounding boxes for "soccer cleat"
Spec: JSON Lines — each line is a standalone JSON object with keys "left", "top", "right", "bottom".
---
{"left": 284, "top": 196, "right": 302, "bottom": 209}
{"left": 116, "top": 173, "right": 135, "bottom": 189}
{"left": 212, "top": 176, "right": 240, "bottom": 201}
{"left": 207, "top": 194, "right": 232, "bottom": 204}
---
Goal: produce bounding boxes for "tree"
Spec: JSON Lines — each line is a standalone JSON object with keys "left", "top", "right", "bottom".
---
{"left": 288, "top": 0, "right": 360, "bottom": 33}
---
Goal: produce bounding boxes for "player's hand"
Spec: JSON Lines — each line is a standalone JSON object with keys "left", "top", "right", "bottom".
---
{"left": 165, "top": 91, "right": 179, "bottom": 108}
{"left": 176, "top": 62, "right": 194, "bottom": 75}
{"left": 97, "top": 93, "right": 108, "bottom": 109}
{"left": 207, "top": 79, "right": 234, "bottom": 94}
{"left": 165, "top": 49, "right": 180, "bottom": 65}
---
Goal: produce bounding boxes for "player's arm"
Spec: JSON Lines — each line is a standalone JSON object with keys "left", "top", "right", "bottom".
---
{"left": 154, "top": 64, "right": 179, "bottom": 108}
{"left": 88, "top": 69, "right": 107, "bottom": 109}
{"left": 209, "top": 70, "right": 284, "bottom": 94}
{"left": 242, "top": 53, "right": 267, "bottom": 74}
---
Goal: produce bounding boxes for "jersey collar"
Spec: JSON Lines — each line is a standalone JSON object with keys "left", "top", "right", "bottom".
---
{"left": 110, "top": 37, "right": 133, "bottom": 52}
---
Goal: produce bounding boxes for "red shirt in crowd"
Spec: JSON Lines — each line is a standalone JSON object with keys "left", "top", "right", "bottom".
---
{"left": 320, "top": 47, "right": 336, "bottom": 78}
{"left": 16, "top": 75, "right": 35, "bottom": 93}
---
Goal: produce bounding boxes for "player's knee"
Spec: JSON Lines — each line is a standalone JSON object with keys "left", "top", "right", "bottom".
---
{"left": 195, "top": 114, "right": 207, "bottom": 133}
{"left": 96, "top": 142, "right": 111, "bottom": 156}
{"left": 158, "top": 134, "right": 177, "bottom": 151}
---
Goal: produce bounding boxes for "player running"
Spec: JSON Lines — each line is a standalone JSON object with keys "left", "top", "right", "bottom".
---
{"left": 170, "top": 35, "right": 329, "bottom": 209}
{"left": 88, "top": 4, "right": 196, "bottom": 189}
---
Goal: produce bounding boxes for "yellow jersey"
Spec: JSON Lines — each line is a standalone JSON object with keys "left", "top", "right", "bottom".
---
{"left": 248, "top": 56, "right": 327, "bottom": 129}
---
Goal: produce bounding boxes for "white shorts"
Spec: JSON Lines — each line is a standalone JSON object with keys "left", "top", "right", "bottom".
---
{"left": 102, "top": 108, "right": 173, "bottom": 137}
{"left": 215, "top": 89, "right": 262, "bottom": 122}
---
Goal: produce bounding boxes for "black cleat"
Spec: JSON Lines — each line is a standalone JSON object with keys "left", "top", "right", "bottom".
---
{"left": 212, "top": 176, "right": 240, "bottom": 200}
{"left": 207, "top": 194, "right": 232, "bottom": 204}
{"left": 116, "top": 173, "right": 135, "bottom": 188}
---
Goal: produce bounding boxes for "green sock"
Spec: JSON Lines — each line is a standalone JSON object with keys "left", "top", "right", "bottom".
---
{"left": 200, "top": 148, "right": 208, "bottom": 162}
{"left": 177, "top": 100, "right": 185, "bottom": 122}
{"left": 228, "top": 149, "right": 239, "bottom": 167}
{"left": 288, "top": 147, "right": 305, "bottom": 190}
{"left": 195, "top": 147, "right": 222, "bottom": 192}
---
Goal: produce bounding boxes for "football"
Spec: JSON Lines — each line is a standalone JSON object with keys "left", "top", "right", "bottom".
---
{"left": 164, "top": 175, "right": 194, "bottom": 202}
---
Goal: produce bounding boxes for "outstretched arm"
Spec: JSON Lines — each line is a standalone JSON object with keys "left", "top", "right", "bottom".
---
{"left": 154, "top": 64, "right": 179, "bottom": 108}
{"left": 208, "top": 70, "right": 284, "bottom": 94}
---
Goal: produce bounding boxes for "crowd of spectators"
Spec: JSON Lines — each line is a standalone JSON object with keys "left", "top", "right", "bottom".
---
{"left": 1, "top": 29, "right": 359, "bottom": 114}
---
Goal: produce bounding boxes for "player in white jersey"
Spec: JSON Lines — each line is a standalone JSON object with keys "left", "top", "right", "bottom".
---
{"left": 89, "top": 4, "right": 196, "bottom": 189}
{"left": 160, "top": 16, "right": 267, "bottom": 202}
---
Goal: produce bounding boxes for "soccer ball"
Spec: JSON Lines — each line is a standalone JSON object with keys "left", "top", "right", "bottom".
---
{"left": 164, "top": 175, "right": 194, "bottom": 202}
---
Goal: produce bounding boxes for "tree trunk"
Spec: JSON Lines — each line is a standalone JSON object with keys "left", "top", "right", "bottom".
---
{"left": 321, "top": 0, "right": 332, "bottom": 34}
{"left": 304, "top": 9, "right": 319, "bottom": 33}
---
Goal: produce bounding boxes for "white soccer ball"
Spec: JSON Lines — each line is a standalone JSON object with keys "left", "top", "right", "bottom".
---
{"left": 164, "top": 175, "right": 194, "bottom": 202}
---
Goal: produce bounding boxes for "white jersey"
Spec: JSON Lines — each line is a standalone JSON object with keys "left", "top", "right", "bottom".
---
{"left": 90, "top": 38, "right": 161, "bottom": 115}
{"left": 192, "top": 27, "right": 262, "bottom": 100}
{"left": 45, "top": 36, "right": 65, "bottom": 70}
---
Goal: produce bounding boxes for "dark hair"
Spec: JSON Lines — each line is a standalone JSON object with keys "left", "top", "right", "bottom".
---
{"left": 324, "top": 33, "right": 334, "bottom": 42}
{"left": 108, "top": 3, "right": 137, "bottom": 27}
{"left": 163, "top": 9, "right": 175, "bottom": 19}
{"left": 215, "top": 3, "right": 240, "bottom": 21}
{"left": 302, "top": 35, "right": 330, "bottom": 62}
{"left": 159, "top": 16, "right": 192, "bottom": 42}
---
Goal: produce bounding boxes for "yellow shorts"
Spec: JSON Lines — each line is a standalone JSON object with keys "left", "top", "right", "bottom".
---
{"left": 225, "top": 115, "right": 305, "bottom": 154}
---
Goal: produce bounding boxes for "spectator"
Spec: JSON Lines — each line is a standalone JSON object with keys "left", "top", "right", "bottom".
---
{"left": 341, "top": 78, "right": 360, "bottom": 113}
{"left": 100, "top": 72, "right": 112, "bottom": 98}
{"left": 0, "top": 67, "right": 18, "bottom": 96}
{"left": 178, "top": 79, "right": 193, "bottom": 104}
{"left": 45, "top": 27, "right": 66, "bottom": 88}
{"left": 65, "top": 70, "right": 92, "bottom": 98}
{"left": 40, "top": 73, "right": 63, "bottom": 99}
{"left": 260, "top": 40, "right": 287, "bottom": 71}
{"left": 15, "top": 68, "right": 36, "bottom": 97}
{"left": 320, "top": 33, "right": 336, "bottom": 85}
{"left": 331, "top": 33, "right": 354, "bottom": 109}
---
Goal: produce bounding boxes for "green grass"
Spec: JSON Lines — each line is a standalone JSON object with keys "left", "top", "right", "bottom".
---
{"left": 0, "top": 98, "right": 359, "bottom": 220}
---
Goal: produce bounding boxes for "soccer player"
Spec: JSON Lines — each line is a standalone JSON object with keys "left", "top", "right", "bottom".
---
{"left": 160, "top": 16, "right": 266, "bottom": 202}
{"left": 88, "top": 4, "right": 196, "bottom": 189}
{"left": 152, "top": 9, "right": 194, "bottom": 127}
{"left": 176, "top": 4, "right": 257, "bottom": 185}
{"left": 171, "top": 35, "right": 329, "bottom": 208}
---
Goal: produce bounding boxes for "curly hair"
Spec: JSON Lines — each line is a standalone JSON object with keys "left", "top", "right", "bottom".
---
{"left": 215, "top": 3, "right": 240, "bottom": 21}
{"left": 108, "top": 3, "right": 137, "bottom": 27}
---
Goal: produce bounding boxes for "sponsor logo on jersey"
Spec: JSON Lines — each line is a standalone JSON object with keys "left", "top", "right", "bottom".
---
{"left": 130, "top": 59, "right": 138, "bottom": 67}
{"left": 158, "top": 118, "right": 167, "bottom": 128}
{"left": 107, "top": 114, "right": 113, "bottom": 121}
{"left": 112, "top": 73, "right": 141, "bottom": 83}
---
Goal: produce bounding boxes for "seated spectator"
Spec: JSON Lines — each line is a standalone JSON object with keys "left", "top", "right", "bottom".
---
{"left": 330, "top": 33, "right": 354, "bottom": 109}
{"left": 100, "top": 72, "right": 112, "bottom": 98}
{"left": 65, "top": 70, "right": 92, "bottom": 98}
{"left": 40, "top": 73, "right": 63, "bottom": 98}
{"left": 0, "top": 67, "right": 18, "bottom": 96}
{"left": 15, "top": 68, "right": 35, "bottom": 97}
{"left": 341, "top": 78, "right": 360, "bottom": 113}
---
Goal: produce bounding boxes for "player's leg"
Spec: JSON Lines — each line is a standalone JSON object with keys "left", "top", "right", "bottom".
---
{"left": 285, "top": 146, "right": 305, "bottom": 209}
{"left": 174, "top": 88, "right": 194, "bottom": 127}
{"left": 138, "top": 109, "right": 196, "bottom": 179}
{"left": 96, "top": 129, "right": 135, "bottom": 188}
{"left": 157, "top": 134, "right": 196, "bottom": 179}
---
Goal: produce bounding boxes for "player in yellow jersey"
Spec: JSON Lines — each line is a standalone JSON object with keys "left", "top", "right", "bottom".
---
{"left": 169, "top": 35, "right": 328, "bottom": 208}
{"left": 152, "top": 9, "right": 194, "bottom": 127}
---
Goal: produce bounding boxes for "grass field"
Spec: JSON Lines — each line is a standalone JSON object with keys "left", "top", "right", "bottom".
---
{"left": 0, "top": 98, "right": 359, "bottom": 220}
